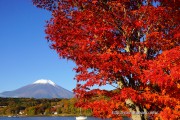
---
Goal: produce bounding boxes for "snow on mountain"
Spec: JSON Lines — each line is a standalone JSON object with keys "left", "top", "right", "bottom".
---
{"left": 0, "top": 79, "right": 74, "bottom": 99}
{"left": 33, "top": 79, "right": 56, "bottom": 86}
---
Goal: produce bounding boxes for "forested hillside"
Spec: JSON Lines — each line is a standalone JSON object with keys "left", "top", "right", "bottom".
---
{"left": 0, "top": 98, "right": 92, "bottom": 116}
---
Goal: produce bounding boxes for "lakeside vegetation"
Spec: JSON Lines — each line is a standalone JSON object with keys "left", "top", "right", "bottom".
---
{"left": 0, "top": 98, "right": 92, "bottom": 116}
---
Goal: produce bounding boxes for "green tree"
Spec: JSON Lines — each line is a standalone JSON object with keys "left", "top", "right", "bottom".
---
{"left": 44, "top": 108, "right": 50, "bottom": 115}
{"left": 26, "top": 107, "right": 36, "bottom": 116}
{"left": 57, "top": 107, "right": 62, "bottom": 114}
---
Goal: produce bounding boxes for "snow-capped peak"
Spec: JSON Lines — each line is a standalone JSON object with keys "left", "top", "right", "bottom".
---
{"left": 33, "top": 79, "right": 56, "bottom": 86}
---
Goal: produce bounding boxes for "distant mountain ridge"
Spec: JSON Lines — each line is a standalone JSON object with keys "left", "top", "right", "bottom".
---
{"left": 0, "top": 79, "right": 73, "bottom": 99}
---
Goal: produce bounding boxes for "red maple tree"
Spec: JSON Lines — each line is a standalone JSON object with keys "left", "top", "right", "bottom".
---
{"left": 33, "top": 0, "right": 180, "bottom": 119}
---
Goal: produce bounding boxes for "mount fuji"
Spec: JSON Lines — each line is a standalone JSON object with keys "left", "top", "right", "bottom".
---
{"left": 0, "top": 79, "right": 74, "bottom": 99}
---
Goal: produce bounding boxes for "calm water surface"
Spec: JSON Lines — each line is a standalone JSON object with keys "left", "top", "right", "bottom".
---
{"left": 0, "top": 117, "right": 111, "bottom": 120}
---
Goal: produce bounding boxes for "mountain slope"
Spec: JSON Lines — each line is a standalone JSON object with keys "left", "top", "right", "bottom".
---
{"left": 0, "top": 79, "right": 73, "bottom": 98}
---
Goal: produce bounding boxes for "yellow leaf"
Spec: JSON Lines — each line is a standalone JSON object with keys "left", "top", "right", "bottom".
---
{"left": 145, "top": 87, "right": 150, "bottom": 91}
{"left": 177, "top": 84, "right": 180, "bottom": 88}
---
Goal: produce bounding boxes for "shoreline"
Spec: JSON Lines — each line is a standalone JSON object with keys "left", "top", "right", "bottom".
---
{"left": 0, "top": 114, "right": 91, "bottom": 117}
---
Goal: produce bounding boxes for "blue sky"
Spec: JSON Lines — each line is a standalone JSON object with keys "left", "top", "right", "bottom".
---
{"left": 0, "top": 0, "right": 114, "bottom": 93}
{"left": 0, "top": 0, "right": 77, "bottom": 92}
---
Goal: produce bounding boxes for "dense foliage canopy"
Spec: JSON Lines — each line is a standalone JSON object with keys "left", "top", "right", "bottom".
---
{"left": 33, "top": 0, "right": 180, "bottom": 119}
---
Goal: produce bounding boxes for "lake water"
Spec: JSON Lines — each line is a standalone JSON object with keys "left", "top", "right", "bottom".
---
{"left": 0, "top": 117, "right": 111, "bottom": 120}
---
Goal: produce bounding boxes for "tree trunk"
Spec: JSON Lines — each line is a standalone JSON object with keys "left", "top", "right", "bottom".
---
{"left": 117, "top": 82, "right": 148, "bottom": 120}
{"left": 125, "top": 99, "right": 147, "bottom": 120}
